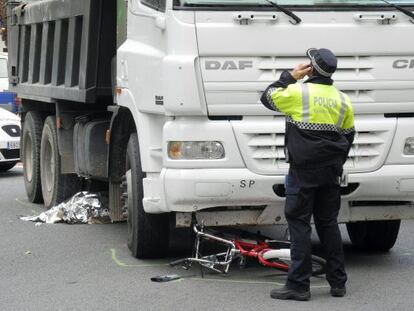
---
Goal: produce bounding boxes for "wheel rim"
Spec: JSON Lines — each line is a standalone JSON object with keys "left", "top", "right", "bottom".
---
{"left": 42, "top": 137, "right": 54, "bottom": 193}
{"left": 127, "top": 171, "right": 133, "bottom": 244}
{"left": 24, "top": 133, "right": 34, "bottom": 182}
{"left": 125, "top": 155, "right": 133, "bottom": 246}
{"left": 261, "top": 256, "right": 324, "bottom": 275}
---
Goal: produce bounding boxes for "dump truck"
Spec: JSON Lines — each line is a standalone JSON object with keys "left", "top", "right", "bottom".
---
{"left": 6, "top": 0, "right": 414, "bottom": 258}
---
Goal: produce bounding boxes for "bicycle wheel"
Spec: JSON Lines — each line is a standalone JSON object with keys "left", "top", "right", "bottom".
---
{"left": 260, "top": 249, "right": 326, "bottom": 276}
{"left": 310, "top": 255, "right": 326, "bottom": 276}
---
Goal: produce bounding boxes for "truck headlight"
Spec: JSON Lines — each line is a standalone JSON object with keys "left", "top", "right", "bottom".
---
{"left": 404, "top": 137, "right": 414, "bottom": 155}
{"left": 168, "top": 141, "right": 225, "bottom": 160}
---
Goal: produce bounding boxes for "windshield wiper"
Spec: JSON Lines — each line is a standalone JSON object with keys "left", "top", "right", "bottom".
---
{"left": 264, "top": 0, "right": 302, "bottom": 25}
{"left": 380, "top": 0, "right": 414, "bottom": 23}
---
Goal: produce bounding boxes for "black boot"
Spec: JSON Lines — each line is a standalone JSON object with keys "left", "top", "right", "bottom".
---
{"left": 270, "top": 286, "right": 311, "bottom": 301}
{"left": 330, "top": 287, "right": 346, "bottom": 297}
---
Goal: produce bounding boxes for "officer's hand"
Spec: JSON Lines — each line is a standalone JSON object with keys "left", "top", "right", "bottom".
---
{"left": 291, "top": 63, "right": 312, "bottom": 80}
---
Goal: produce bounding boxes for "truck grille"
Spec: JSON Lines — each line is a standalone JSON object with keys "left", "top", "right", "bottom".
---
{"left": 257, "top": 55, "right": 373, "bottom": 81}
{"left": 249, "top": 131, "right": 288, "bottom": 171}
{"left": 201, "top": 55, "right": 414, "bottom": 116}
{"left": 232, "top": 116, "right": 396, "bottom": 175}
{"left": 257, "top": 56, "right": 374, "bottom": 103}
{"left": 247, "top": 130, "right": 384, "bottom": 171}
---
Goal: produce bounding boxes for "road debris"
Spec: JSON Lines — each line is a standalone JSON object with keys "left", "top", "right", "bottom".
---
{"left": 151, "top": 275, "right": 182, "bottom": 283}
{"left": 20, "top": 192, "right": 110, "bottom": 224}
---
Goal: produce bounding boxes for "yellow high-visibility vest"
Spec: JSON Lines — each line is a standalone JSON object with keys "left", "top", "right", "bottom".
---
{"left": 269, "top": 83, "right": 354, "bottom": 133}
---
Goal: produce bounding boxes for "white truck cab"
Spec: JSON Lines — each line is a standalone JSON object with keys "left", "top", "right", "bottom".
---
{"left": 7, "top": 0, "right": 414, "bottom": 258}
{"left": 118, "top": 0, "right": 414, "bottom": 213}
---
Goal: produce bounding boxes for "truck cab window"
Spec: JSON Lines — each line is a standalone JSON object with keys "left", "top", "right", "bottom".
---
{"left": 141, "top": 0, "right": 166, "bottom": 12}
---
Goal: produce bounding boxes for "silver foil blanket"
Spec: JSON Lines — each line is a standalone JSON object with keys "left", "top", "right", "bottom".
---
{"left": 20, "top": 192, "right": 110, "bottom": 224}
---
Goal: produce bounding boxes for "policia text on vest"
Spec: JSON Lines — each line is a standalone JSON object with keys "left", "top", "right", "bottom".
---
{"left": 261, "top": 71, "right": 354, "bottom": 169}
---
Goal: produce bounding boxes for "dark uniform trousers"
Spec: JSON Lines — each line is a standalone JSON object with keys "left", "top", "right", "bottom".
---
{"left": 285, "top": 165, "right": 347, "bottom": 291}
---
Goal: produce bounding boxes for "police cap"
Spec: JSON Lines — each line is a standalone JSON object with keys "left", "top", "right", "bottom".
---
{"left": 306, "top": 48, "right": 337, "bottom": 77}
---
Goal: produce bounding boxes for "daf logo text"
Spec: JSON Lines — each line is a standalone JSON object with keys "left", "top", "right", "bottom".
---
{"left": 393, "top": 59, "right": 414, "bottom": 69}
{"left": 205, "top": 60, "right": 253, "bottom": 70}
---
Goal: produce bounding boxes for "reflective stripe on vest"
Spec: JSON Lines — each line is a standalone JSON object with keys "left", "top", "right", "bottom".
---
{"left": 336, "top": 91, "right": 347, "bottom": 128}
{"left": 301, "top": 84, "right": 310, "bottom": 123}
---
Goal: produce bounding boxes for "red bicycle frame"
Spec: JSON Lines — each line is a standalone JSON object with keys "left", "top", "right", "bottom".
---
{"left": 234, "top": 240, "right": 289, "bottom": 270}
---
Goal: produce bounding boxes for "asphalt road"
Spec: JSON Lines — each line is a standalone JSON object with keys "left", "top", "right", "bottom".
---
{"left": 1, "top": 166, "right": 414, "bottom": 311}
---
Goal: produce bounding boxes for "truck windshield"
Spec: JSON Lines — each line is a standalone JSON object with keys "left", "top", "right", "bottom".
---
{"left": 175, "top": 0, "right": 414, "bottom": 8}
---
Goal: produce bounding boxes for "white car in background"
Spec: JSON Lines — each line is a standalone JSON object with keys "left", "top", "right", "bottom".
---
{"left": 0, "top": 107, "right": 20, "bottom": 172}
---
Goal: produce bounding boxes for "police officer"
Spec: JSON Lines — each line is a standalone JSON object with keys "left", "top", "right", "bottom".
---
{"left": 260, "top": 48, "right": 355, "bottom": 301}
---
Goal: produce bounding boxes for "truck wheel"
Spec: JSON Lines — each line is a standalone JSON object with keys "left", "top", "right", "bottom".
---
{"left": 22, "top": 111, "right": 43, "bottom": 203}
{"left": 126, "top": 133, "right": 169, "bottom": 259}
{"left": 40, "top": 116, "right": 81, "bottom": 208}
{"left": 0, "top": 162, "right": 17, "bottom": 172}
{"left": 346, "top": 220, "right": 401, "bottom": 252}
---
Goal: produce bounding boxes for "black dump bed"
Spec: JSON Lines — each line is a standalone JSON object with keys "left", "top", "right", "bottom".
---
{"left": 6, "top": 0, "right": 116, "bottom": 103}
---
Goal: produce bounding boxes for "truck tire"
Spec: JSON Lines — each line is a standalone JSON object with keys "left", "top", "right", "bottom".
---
{"left": 0, "top": 162, "right": 17, "bottom": 172}
{"left": 40, "top": 116, "right": 81, "bottom": 208}
{"left": 22, "top": 111, "right": 43, "bottom": 203}
{"left": 346, "top": 220, "right": 401, "bottom": 252}
{"left": 126, "top": 133, "right": 169, "bottom": 259}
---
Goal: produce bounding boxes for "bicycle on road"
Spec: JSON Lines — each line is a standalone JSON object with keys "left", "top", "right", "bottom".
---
{"left": 170, "top": 221, "right": 326, "bottom": 276}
